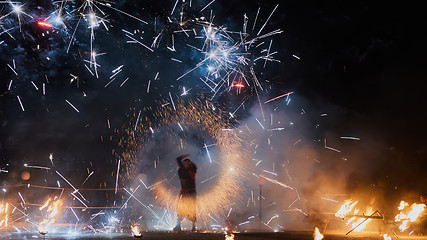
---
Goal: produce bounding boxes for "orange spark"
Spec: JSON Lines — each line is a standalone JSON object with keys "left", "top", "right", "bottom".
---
{"left": 37, "top": 21, "right": 53, "bottom": 28}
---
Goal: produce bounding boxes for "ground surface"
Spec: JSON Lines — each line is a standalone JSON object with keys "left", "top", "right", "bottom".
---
{"left": 0, "top": 231, "right": 425, "bottom": 240}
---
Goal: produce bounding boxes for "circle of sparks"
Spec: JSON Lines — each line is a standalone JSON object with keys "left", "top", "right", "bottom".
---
{"left": 116, "top": 99, "right": 251, "bottom": 224}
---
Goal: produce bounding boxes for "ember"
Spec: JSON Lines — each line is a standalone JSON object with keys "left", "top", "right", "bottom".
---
{"left": 132, "top": 226, "right": 143, "bottom": 238}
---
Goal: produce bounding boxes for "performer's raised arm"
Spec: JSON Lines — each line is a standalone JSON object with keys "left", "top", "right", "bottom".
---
{"left": 176, "top": 154, "right": 189, "bottom": 167}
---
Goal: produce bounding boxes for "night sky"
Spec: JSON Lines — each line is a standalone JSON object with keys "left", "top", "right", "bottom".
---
{"left": 1, "top": 0, "right": 427, "bottom": 228}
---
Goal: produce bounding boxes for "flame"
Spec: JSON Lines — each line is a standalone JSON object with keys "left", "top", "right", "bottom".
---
{"left": 40, "top": 198, "right": 51, "bottom": 210}
{"left": 0, "top": 203, "right": 8, "bottom": 227}
{"left": 335, "top": 199, "right": 358, "bottom": 218}
{"left": 47, "top": 199, "right": 62, "bottom": 218}
{"left": 38, "top": 199, "right": 62, "bottom": 234}
{"left": 345, "top": 209, "right": 359, "bottom": 226}
{"left": 395, "top": 201, "right": 426, "bottom": 232}
{"left": 382, "top": 234, "right": 391, "bottom": 240}
{"left": 350, "top": 206, "right": 374, "bottom": 232}
{"left": 131, "top": 226, "right": 142, "bottom": 237}
{"left": 38, "top": 219, "right": 55, "bottom": 234}
{"left": 313, "top": 227, "right": 324, "bottom": 240}
{"left": 397, "top": 200, "right": 408, "bottom": 210}
{"left": 225, "top": 232, "right": 234, "bottom": 240}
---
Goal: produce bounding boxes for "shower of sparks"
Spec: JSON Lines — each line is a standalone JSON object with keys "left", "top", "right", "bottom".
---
{"left": 0, "top": 0, "right": 393, "bottom": 235}
{"left": 116, "top": 100, "right": 251, "bottom": 223}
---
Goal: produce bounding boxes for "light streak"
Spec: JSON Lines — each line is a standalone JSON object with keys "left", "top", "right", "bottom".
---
{"left": 37, "top": 21, "right": 53, "bottom": 28}
{"left": 324, "top": 138, "right": 341, "bottom": 153}
{"left": 262, "top": 170, "right": 278, "bottom": 176}
{"left": 123, "top": 188, "right": 160, "bottom": 219}
{"left": 120, "top": 77, "right": 130, "bottom": 87}
{"left": 134, "top": 110, "right": 142, "bottom": 131}
{"left": 17, "top": 192, "right": 25, "bottom": 205}
{"left": 16, "top": 96, "right": 24, "bottom": 111}
{"left": 255, "top": 118, "right": 265, "bottom": 129}
{"left": 203, "top": 142, "right": 213, "bottom": 163}
{"left": 7, "top": 64, "right": 17, "bottom": 75}
{"left": 147, "top": 80, "right": 151, "bottom": 93}
{"left": 115, "top": 159, "right": 121, "bottom": 194}
{"left": 200, "top": 0, "right": 215, "bottom": 12}
{"left": 171, "top": 58, "right": 182, "bottom": 63}
{"left": 264, "top": 92, "right": 294, "bottom": 104}
{"left": 56, "top": 171, "right": 87, "bottom": 203}
{"left": 65, "top": 99, "right": 80, "bottom": 113}
{"left": 256, "top": 4, "right": 279, "bottom": 36}
{"left": 266, "top": 214, "right": 278, "bottom": 225}
{"left": 171, "top": 0, "right": 178, "bottom": 15}
{"left": 340, "top": 136, "right": 360, "bottom": 140}
{"left": 126, "top": 34, "right": 154, "bottom": 52}
{"left": 238, "top": 221, "right": 250, "bottom": 226}
{"left": 260, "top": 175, "right": 293, "bottom": 190}
{"left": 24, "top": 164, "right": 50, "bottom": 170}
{"left": 168, "top": 92, "right": 176, "bottom": 111}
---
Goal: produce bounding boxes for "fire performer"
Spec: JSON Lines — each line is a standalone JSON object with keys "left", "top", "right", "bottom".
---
{"left": 173, "top": 154, "right": 197, "bottom": 231}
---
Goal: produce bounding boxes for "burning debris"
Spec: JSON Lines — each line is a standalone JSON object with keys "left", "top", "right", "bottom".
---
{"left": 313, "top": 227, "right": 323, "bottom": 240}
{"left": 132, "top": 225, "right": 143, "bottom": 238}
{"left": 37, "top": 198, "right": 62, "bottom": 236}
{"left": 333, "top": 197, "right": 426, "bottom": 237}
{"left": 225, "top": 232, "right": 234, "bottom": 240}
{"left": 394, "top": 201, "right": 426, "bottom": 232}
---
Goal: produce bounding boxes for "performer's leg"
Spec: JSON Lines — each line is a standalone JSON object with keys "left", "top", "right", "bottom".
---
{"left": 173, "top": 217, "right": 182, "bottom": 231}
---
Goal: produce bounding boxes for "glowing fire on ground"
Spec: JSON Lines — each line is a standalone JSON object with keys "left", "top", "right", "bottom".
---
{"left": 225, "top": 232, "right": 234, "bottom": 240}
{"left": 335, "top": 199, "right": 376, "bottom": 232}
{"left": 382, "top": 234, "right": 391, "bottom": 240}
{"left": 38, "top": 199, "right": 62, "bottom": 235}
{"left": 394, "top": 200, "right": 426, "bottom": 232}
{"left": 131, "top": 226, "right": 142, "bottom": 238}
{"left": 348, "top": 206, "right": 374, "bottom": 232}
{"left": 313, "top": 227, "right": 324, "bottom": 240}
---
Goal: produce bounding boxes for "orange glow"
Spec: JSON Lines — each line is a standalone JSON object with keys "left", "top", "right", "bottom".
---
{"left": 382, "top": 234, "right": 391, "bottom": 240}
{"left": 225, "top": 232, "right": 234, "bottom": 240}
{"left": 395, "top": 201, "right": 426, "bottom": 232}
{"left": 313, "top": 227, "right": 324, "bottom": 240}
{"left": 234, "top": 83, "right": 244, "bottom": 88}
{"left": 131, "top": 226, "right": 142, "bottom": 237}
